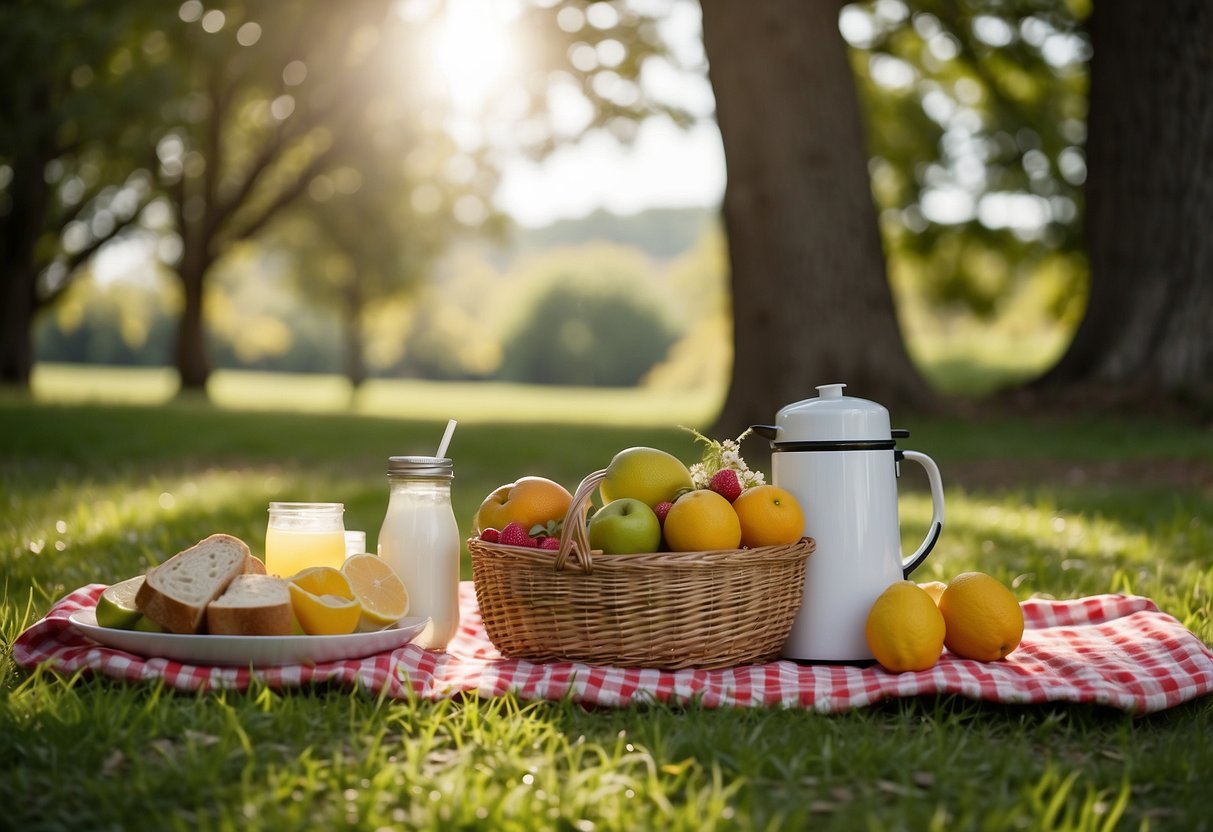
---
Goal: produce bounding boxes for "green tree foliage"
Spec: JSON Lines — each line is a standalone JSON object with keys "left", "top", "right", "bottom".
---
{"left": 843, "top": 0, "right": 1089, "bottom": 322}
{"left": 0, "top": 0, "right": 177, "bottom": 383}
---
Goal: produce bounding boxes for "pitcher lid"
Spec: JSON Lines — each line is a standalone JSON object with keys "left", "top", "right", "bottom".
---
{"left": 774, "top": 383, "right": 892, "bottom": 442}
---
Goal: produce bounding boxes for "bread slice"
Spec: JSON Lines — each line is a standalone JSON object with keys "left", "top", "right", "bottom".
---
{"left": 206, "top": 575, "right": 294, "bottom": 636}
{"left": 136, "top": 534, "right": 251, "bottom": 634}
{"left": 244, "top": 554, "right": 267, "bottom": 575}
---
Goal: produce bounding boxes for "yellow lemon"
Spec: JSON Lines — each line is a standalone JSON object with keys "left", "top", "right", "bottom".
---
{"left": 865, "top": 581, "right": 946, "bottom": 673}
{"left": 600, "top": 447, "right": 693, "bottom": 508}
{"left": 938, "top": 572, "right": 1025, "bottom": 661}
{"left": 662, "top": 489, "right": 742, "bottom": 552}
{"left": 917, "top": 580, "right": 948, "bottom": 606}
{"left": 341, "top": 553, "right": 410, "bottom": 632}
{"left": 288, "top": 567, "right": 360, "bottom": 635}
{"left": 731, "top": 485, "right": 805, "bottom": 548}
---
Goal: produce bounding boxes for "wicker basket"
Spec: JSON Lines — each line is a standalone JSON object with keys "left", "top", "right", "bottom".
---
{"left": 469, "top": 470, "right": 814, "bottom": 669}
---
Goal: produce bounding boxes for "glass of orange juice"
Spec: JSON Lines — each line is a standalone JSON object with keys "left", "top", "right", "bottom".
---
{"left": 265, "top": 502, "right": 346, "bottom": 577}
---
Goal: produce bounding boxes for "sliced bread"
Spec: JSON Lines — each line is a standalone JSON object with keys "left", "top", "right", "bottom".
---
{"left": 206, "top": 574, "right": 294, "bottom": 636}
{"left": 136, "top": 534, "right": 251, "bottom": 633}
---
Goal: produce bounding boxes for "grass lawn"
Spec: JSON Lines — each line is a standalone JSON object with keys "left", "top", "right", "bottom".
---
{"left": 2, "top": 368, "right": 1212, "bottom": 830}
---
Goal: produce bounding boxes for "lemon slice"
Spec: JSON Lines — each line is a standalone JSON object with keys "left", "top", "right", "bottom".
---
{"left": 96, "top": 575, "right": 145, "bottom": 630}
{"left": 288, "top": 567, "right": 360, "bottom": 636}
{"left": 341, "top": 554, "right": 410, "bottom": 632}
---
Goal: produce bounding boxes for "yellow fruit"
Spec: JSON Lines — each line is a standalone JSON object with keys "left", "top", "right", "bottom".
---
{"left": 600, "top": 447, "right": 693, "bottom": 508}
{"left": 474, "top": 476, "right": 572, "bottom": 533}
{"left": 917, "top": 580, "right": 948, "bottom": 606}
{"left": 938, "top": 572, "right": 1025, "bottom": 661}
{"left": 731, "top": 485, "right": 805, "bottom": 548}
{"left": 662, "top": 489, "right": 742, "bottom": 552}
{"left": 341, "top": 553, "right": 410, "bottom": 632}
{"left": 865, "top": 581, "right": 946, "bottom": 673}
{"left": 288, "top": 567, "right": 361, "bottom": 636}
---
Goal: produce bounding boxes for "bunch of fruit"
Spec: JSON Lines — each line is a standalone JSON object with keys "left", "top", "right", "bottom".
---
{"left": 472, "top": 434, "right": 806, "bottom": 555}
{"left": 864, "top": 571, "right": 1025, "bottom": 672}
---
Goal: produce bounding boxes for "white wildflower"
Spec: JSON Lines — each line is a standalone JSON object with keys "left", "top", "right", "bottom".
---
{"left": 679, "top": 426, "right": 767, "bottom": 487}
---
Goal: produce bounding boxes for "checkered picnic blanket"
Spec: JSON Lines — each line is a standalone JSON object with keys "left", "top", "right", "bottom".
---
{"left": 12, "top": 582, "right": 1213, "bottom": 713}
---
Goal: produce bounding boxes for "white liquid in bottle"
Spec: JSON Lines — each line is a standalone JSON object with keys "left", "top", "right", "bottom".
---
{"left": 376, "top": 456, "right": 461, "bottom": 650}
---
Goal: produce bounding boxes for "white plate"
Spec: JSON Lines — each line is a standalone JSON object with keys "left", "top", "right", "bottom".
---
{"left": 69, "top": 608, "right": 430, "bottom": 667}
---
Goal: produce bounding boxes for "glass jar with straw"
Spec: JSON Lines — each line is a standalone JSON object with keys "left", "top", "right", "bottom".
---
{"left": 376, "top": 420, "right": 461, "bottom": 650}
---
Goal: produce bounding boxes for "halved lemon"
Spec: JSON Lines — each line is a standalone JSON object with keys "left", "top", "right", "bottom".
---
{"left": 288, "top": 567, "right": 360, "bottom": 636}
{"left": 341, "top": 554, "right": 410, "bottom": 632}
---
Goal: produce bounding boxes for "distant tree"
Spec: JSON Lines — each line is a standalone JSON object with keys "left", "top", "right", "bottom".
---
{"left": 1035, "top": 0, "right": 1213, "bottom": 403}
{"left": 0, "top": 0, "right": 174, "bottom": 386}
{"left": 156, "top": 0, "right": 681, "bottom": 392}
{"left": 700, "top": 0, "right": 932, "bottom": 433}
{"left": 497, "top": 265, "right": 678, "bottom": 387}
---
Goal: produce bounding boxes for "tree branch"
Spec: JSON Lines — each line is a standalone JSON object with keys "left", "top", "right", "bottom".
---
{"left": 38, "top": 198, "right": 152, "bottom": 307}
{"left": 223, "top": 142, "right": 341, "bottom": 245}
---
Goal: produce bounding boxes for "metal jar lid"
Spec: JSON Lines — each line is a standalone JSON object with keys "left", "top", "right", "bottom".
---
{"left": 388, "top": 455, "right": 454, "bottom": 478}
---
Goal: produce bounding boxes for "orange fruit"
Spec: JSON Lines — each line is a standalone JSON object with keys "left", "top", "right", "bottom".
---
{"left": 599, "top": 447, "right": 693, "bottom": 508}
{"left": 662, "top": 489, "right": 742, "bottom": 552}
{"left": 731, "top": 485, "right": 805, "bottom": 548}
{"left": 288, "top": 566, "right": 361, "bottom": 635}
{"left": 341, "top": 554, "right": 410, "bottom": 631}
{"left": 474, "top": 476, "right": 572, "bottom": 533}
{"left": 917, "top": 580, "right": 948, "bottom": 605}
{"left": 865, "top": 581, "right": 946, "bottom": 673}
{"left": 938, "top": 572, "right": 1025, "bottom": 661}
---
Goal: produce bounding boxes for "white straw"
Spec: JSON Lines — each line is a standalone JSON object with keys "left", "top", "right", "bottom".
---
{"left": 435, "top": 419, "right": 458, "bottom": 459}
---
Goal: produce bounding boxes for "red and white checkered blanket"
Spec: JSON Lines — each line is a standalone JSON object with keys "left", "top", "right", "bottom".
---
{"left": 13, "top": 582, "right": 1213, "bottom": 713}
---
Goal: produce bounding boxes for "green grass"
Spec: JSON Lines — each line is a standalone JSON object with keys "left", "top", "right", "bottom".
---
{"left": 2, "top": 371, "right": 1212, "bottom": 831}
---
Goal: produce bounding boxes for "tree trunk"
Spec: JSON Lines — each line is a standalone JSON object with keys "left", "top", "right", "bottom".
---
{"left": 0, "top": 261, "right": 38, "bottom": 387}
{"left": 700, "top": 0, "right": 933, "bottom": 435}
{"left": 175, "top": 246, "right": 211, "bottom": 391}
{"left": 0, "top": 148, "right": 52, "bottom": 387}
{"left": 341, "top": 270, "right": 367, "bottom": 390}
{"left": 1037, "top": 0, "right": 1213, "bottom": 401}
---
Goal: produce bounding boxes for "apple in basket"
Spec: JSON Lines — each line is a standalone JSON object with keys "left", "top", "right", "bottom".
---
{"left": 474, "top": 476, "right": 572, "bottom": 534}
{"left": 588, "top": 499, "right": 662, "bottom": 554}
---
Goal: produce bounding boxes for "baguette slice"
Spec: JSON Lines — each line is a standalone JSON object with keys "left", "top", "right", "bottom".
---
{"left": 206, "top": 574, "right": 294, "bottom": 636}
{"left": 136, "top": 534, "right": 251, "bottom": 634}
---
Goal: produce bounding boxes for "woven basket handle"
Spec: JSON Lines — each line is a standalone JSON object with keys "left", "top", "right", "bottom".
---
{"left": 553, "top": 469, "right": 607, "bottom": 574}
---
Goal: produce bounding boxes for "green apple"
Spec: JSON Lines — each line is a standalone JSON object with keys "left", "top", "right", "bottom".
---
{"left": 95, "top": 575, "right": 145, "bottom": 629}
{"left": 588, "top": 498, "right": 662, "bottom": 555}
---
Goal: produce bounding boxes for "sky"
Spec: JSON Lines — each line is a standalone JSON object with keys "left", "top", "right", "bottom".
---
{"left": 494, "top": 118, "right": 725, "bottom": 227}
{"left": 421, "top": 0, "right": 724, "bottom": 228}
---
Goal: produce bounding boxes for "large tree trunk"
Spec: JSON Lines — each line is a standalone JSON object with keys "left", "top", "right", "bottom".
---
{"left": 0, "top": 148, "right": 52, "bottom": 387}
{"left": 1037, "top": 0, "right": 1213, "bottom": 401}
{"left": 700, "top": 0, "right": 932, "bottom": 435}
{"left": 0, "top": 262, "right": 38, "bottom": 387}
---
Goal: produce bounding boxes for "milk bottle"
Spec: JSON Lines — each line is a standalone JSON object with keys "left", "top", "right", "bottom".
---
{"left": 377, "top": 456, "right": 461, "bottom": 650}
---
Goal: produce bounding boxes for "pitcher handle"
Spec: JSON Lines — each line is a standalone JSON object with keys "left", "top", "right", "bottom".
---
{"left": 900, "top": 450, "right": 944, "bottom": 577}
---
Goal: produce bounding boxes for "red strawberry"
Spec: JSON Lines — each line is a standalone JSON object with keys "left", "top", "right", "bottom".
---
{"left": 479, "top": 528, "right": 501, "bottom": 543}
{"left": 654, "top": 501, "right": 674, "bottom": 525}
{"left": 538, "top": 536, "right": 561, "bottom": 550}
{"left": 499, "top": 522, "right": 531, "bottom": 547}
{"left": 709, "top": 469, "right": 743, "bottom": 502}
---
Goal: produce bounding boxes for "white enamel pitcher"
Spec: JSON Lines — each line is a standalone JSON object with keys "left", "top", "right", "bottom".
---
{"left": 751, "top": 383, "right": 945, "bottom": 663}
